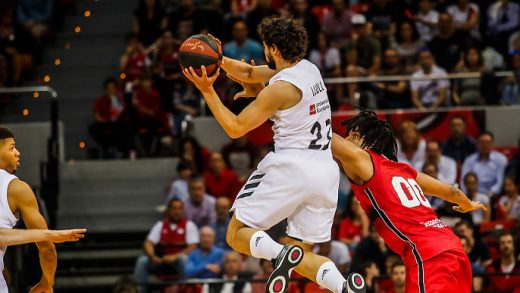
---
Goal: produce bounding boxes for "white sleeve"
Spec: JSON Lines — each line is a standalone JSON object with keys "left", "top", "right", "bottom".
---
{"left": 146, "top": 222, "right": 163, "bottom": 244}
{"left": 185, "top": 221, "right": 200, "bottom": 245}
{"left": 439, "top": 71, "right": 450, "bottom": 88}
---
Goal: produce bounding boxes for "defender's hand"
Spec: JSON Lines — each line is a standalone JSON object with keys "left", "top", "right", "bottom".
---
{"left": 453, "top": 201, "right": 488, "bottom": 213}
{"left": 227, "top": 60, "right": 265, "bottom": 99}
{"left": 183, "top": 66, "right": 220, "bottom": 93}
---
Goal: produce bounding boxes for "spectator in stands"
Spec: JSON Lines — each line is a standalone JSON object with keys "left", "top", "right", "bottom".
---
{"left": 221, "top": 137, "right": 257, "bottom": 179}
{"left": 134, "top": 198, "right": 199, "bottom": 292}
{"left": 0, "top": 8, "right": 35, "bottom": 86}
{"left": 506, "top": 138, "right": 520, "bottom": 184}
{"left": 252, "top": 259, "right": 273, "bottom": 293}
{"left": 453, "top": 47, "right": 485, "bottom": 106}
{"left": 422, "top": 162, "right": 444, "bottom": 211}
{"left": 441, "top": 116, "right": 477, "bottom": 167}
{"left": 167, "top": 0, "right": 223, "bottom": 40}
{"left": 185, "top": 226, "right": 225, "bottom": 278}
{"left": 357, "top": 261, "right": 380, "bottom": 293}
{"left": 321, "top": 0, "right": 353, "bottom": 48}
{"left": 496, "top": 177, "right": 520, "bottom": 221}
{"left": 133, "top": 0, "right": 168, "bottom": 46}
{"left": 288, "top": 0, "right": 320, "bottom": 49}
{"left": 391, "top": 21, "right": 423, "bottom": 74}
{"left": 223, "top": 19, "right": 264, "bottom": 64}
{"left": 132, "top": 75, "right": 166, "bottom": 156}
{"left": 167, "top": 160, "right": 194, "bottom": 202}
{"left": 446, "top": 0, "right": 481, "bottom": 41}
{"left": 204, "top": 152, "right": 240, "bottom": 201}
{"left": 351, "top": 225, "right": 390, "bottom": 274}
{"left": 180, "top": 136, "right": 210, "bottom": 173}
{"left": 487, "top": 0, "right": 520, "bottom": 56}
{"left": 458, "top": 235, "right": 484, "bottom": 292}
{"left": 213, "top": 197, "right": 232, "bottom": 250}
{"left": 500, "top": 54, "right": 520, "bottom": 105}
{"left": 184, "top": 176, "right": 217, "bottom": 227}
{"left": 365, "top": 0, "right": 403, "bottom": 51}
{"left": 348, "top": 14, "right": 381, "bottom": 75}
{"left": 120, "top": 33, "right": 149, "bottom": 82}
{"left": 410, "top": 49, "right": 450, "bottom": 110}
{"left": 89, "top": 78, "right": 125, "bottom": 158}
{"left": 415, "top": 140, "right": 457, "bottom": 184}
{"left": 172, "top": 82, "right": 201, "bottom": 136}
{"left": 463, "top": 172, "right": 491, "bottom": 225}
{"left": 485, "top": 231, "right": 520, "bottom": 292}
{"left": 338, "top": 196, "right": 369, "bottom": 250}
{"left": 382, "top": 260, "right": 406, "bottom": 293}
{"left": 427, "top": 13, "right": 464, "bottom": 72}
{"left": 113, "top": 275, "right": 139, "bottom": 293}
{"left": 413, "top": 0, "right": 439, "bottom": 43}
{"left": 372, "top": 48, "right": 410, "bottom": 109}
{"left": 205, "top": 251, "right": 252, "bottom": 293}
{"left": 309, "top": 32, "right": 343, "bottom": 106}
{"left": 455, "top": 220, "right": 492, "bottom": 275}
{"left": 314, "top": 240, "right": 351, "bottom": 274}
{"left": 245, "top": 0, "right": 279, "bottom": 41}
{"left": 151, "top": 30, "right": 183, "bottom": 113}
{"left": 461, "top": 131, "right": 508, "bottom": 196}
{"left": 397, "top": 120, "right": 426, "bottom": 166}
{"left": 16, "top": 0, "right": 52, "bottom": 40}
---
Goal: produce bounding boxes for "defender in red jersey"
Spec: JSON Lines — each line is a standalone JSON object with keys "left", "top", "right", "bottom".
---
{"left": 332, "top": 111, "right": 487, "bottom": 293}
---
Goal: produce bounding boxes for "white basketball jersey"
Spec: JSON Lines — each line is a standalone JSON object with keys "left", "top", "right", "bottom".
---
{"left": 0, "top": 169, "right": 18, "bottom": 292}
{"left": 268, "top": 59, "right": 332, "bottom": 153}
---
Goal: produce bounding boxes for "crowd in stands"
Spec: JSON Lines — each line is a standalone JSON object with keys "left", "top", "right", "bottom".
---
{"left": 86, "top": 0, "right": 520, "bottom": 292}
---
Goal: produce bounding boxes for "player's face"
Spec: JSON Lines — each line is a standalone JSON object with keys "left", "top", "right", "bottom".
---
{"left": 263, "top": 43, "right": 277, "bottom": 70}
{"left": 391, "top": 265, "right": 406, "bottom": 287}
{"left": 0, "top": 138, "right": 20, "bottom": 174}
{"left": 346, "top": 131, "right": 364, "bottom": 148}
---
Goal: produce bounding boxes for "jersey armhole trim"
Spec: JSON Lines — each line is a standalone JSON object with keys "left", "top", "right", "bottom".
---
{"left": 346, "top": 150, "right": 376, "bottom": 187}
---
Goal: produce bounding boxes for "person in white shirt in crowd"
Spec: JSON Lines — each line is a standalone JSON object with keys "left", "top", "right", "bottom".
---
{"left": 166, "top": 160, "right": 193, "bottom": 202}
{"left": 410, "top": 49, "right": 450, "bottom": 110}
{"left": 461, "top": 131, "right": 508, "bottom": 197}
{"left": 413, "top": 0, "right": 439, "bottom": 42}
{"left": 414, "top": 140, "right": 457, "bottom": 185}
{"left": 421, "top": 162, "right": 445, "bottom": 211}
{"left": 447, "top": 0, "right": 480, "bottom": 40}
{"left": 397, "top": 120, "right": 426, "bottom": 166}
{"left": 463, "top": 172, "right": 491, "bottom": 225}
{"left": 496, "top": 177, "right": 520, "bottom": 221}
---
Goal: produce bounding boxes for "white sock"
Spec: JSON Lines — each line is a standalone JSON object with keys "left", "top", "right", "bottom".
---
{"left": 249, "top": 230, "right": 283, "bottom": 260}
{"left": 316, "top": 261, "right": 346, "bottom": 293}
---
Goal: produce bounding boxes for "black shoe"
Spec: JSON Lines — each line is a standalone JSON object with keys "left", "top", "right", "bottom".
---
{"left": 342, "top": 273, "right": 366, "bottom": 293}
{"left": 266, "top": 244, "right": 304, "bottom": 293}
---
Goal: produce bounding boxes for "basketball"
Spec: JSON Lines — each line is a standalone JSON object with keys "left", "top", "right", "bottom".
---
{"left": 179, "top": 34, "right": 222, "bottom": 76}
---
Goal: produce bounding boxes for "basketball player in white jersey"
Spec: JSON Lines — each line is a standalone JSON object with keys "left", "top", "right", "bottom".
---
{"left": 0, "top": 228, "right": 86, "bottom": 246}
{"left": 183, "top": 17, "right": 365, "bottom": 293}
{"left": 0, "top": 127, "right": 58, "bottom": 293}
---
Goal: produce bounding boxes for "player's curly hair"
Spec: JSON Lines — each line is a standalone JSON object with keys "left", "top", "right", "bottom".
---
{"left": 342, "top": 110, "right": 398, "bottom": 162}
{"left": 257, "top": 16, "right": 308, "bottom": 63}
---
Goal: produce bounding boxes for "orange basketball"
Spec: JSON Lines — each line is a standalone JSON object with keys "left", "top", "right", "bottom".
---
{"left": 179, "top": 34, "right": 222, "bottom": 76}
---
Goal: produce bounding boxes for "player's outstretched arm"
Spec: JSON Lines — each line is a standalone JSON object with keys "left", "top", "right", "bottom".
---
{"left": 221, "top": 56, "right": 276, "bottom": 84}
{"left": 331, "top": 133, "right": 374, "bottom": 184}
{"left": 416, "top": 172, "right": 488, "bottom": 213}
{"left": 0, "top": 228, "right": 86, "bottom": 246}
{"left": 183, "top": 66, "right": 288, "bottom": 138}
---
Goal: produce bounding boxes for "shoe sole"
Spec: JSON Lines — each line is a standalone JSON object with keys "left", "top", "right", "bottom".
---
{"left": 266, "top": 245, "right": 304, "bottom": 293}
{"left": 346, "top": 273, "right": 366, "bottom": 293}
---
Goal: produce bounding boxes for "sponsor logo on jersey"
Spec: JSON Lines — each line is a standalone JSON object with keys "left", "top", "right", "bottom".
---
{"left": 309, "top": 104, "right": 316, "bottom": 115}
{"left": 421, "top": 218, "right": 448, "bottom": 228}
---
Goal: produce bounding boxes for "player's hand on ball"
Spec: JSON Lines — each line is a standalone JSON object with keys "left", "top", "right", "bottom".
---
{"left": 452, "top": 201, "right": 488, "bottom": 213}
{"left": 48, "top": 229, "right": 86, "bottom": 243}
{"left": 183, "top": 66, "right": 220, "bottom": 93}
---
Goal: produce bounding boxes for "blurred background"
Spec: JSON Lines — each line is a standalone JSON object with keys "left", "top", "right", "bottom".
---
{"left": 0, "top": 0, "right": 520, "bottom": 292}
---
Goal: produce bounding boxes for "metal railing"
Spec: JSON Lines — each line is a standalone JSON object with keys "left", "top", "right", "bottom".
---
{"left": 324, "top": 70, "right": 514, "bottom": 84}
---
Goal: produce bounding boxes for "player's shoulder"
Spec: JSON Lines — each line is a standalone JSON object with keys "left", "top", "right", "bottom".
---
{"left": 7, "top": 178, "right": 32, "bottom": 197}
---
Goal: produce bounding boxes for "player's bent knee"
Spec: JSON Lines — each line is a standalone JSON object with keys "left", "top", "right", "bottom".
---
{"left": 226, "top": 214, "right": 245, "bottom": 248}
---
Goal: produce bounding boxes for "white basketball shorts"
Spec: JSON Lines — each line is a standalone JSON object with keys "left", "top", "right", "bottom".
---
{"left": 231, "top": 149, "right": 340, "bottom": 243}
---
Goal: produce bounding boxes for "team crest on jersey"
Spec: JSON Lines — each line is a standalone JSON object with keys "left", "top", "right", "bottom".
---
{"left": 309, "top": 104, "right": 316, "bottom": 115}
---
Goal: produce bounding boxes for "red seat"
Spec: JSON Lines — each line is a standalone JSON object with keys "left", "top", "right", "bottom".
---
{"left": 311, "top": 5, "right": 331, "bottom": 24}
{"left": 495, "top": 146, "right": 518, "bottom": 161}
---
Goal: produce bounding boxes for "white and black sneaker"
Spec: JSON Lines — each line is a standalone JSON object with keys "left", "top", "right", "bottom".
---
{"left": 342, "top": 273, "right": 366, "bottom": 293}
{"left": 265, "top": 244, "right": 304, "bottom": 293}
